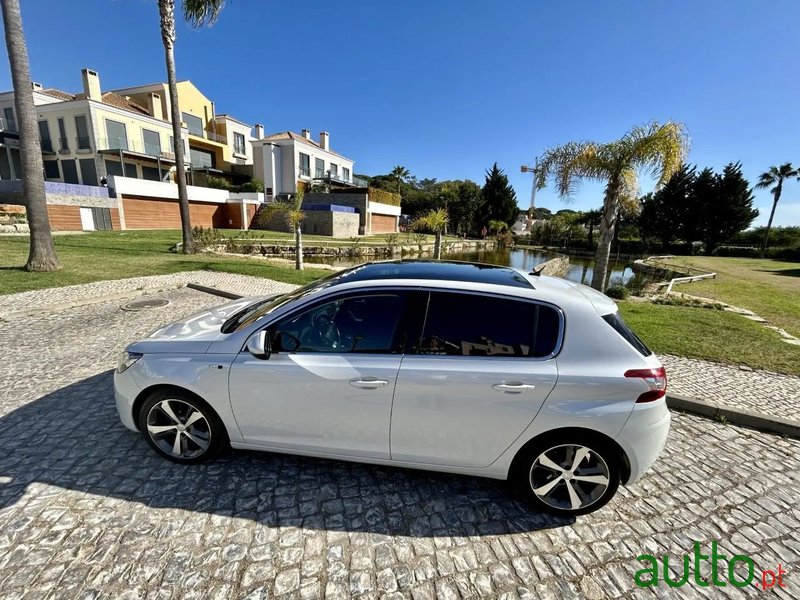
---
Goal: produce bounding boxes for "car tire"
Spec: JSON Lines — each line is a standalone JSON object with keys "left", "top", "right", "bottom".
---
{"left": 138, "top": 390, "right": 228, "bottom": 464}
{"left": 512, "top": 437, "right": 621, "bottom": 516}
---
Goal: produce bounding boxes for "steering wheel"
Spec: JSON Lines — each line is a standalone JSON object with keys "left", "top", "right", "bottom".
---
{"left": 314, "top": 313, "right": 341, "bottom": 349}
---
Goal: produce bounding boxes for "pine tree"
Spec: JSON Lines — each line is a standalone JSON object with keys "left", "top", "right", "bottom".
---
{"left": 480, "top": 163, "right": 518, "bottom": 227}
{"left": 700, "top": 162, "right": 758, "bottom": 255}
{"left": 639, "top": 165, "right": 696, "bottom": 249}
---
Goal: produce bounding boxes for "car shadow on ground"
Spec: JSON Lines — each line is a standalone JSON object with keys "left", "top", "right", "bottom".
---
{"left": 0, "top": 371, "right": 574, "bottom": 536}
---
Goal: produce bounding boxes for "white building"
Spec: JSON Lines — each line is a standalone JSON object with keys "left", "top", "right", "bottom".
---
{"left": 252, "top": 129, "right": 362, "bottom": 198}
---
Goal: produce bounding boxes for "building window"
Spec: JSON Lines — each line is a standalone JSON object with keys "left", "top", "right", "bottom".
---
{"left": 4, "top": 107, "right": 16, "bottom": 132}
{"left": 43, "top": 159, "right": 59, "bottom": 179}
{"left": 299, "top": 152, "right": 310, "bottom": 177}
{"left": 56, "top": 118, "right": 69, "bottom": 151}
{"left": 330, "top": 163, "right": 338, "bottom": 178}
{"left": 190, "top": 147, "right": 214, "bottom": 169}
{"left": 75, "top": 115, "right": 91, "bottom": 149}
{"left": 342, "top": 167, "right": 350, "bottom": 182}
{"left": 105, "top": 119, "right": 128, "bottom": 151}
{"left": 38, "top": 120, "right": 53, "bottom": 153}
{"left": 233, "top": 132, "right": 246, "bottom": 155}
{"left": 315, "top": 158, "right": 325, "bottom": 178}
{"left": 182, "top": 112, "right": 204, "bottom": 137}
{"left": 142, "top": 129, "right": 161, "bottom": 156}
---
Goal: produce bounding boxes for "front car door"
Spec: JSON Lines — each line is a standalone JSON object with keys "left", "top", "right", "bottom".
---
{"left": 229, "top": 290, "right": 410, "bottom": 459}
{"left": 390, "top": 290, "right": 562, "bottom": 468}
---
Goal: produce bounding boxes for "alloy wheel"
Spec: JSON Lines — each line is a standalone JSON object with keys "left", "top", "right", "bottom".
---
{"left": 145, "top": 399, "right": 211, "bottom": 459}
{"left": 529, "top": 444, "right": 611, "bottom": 511}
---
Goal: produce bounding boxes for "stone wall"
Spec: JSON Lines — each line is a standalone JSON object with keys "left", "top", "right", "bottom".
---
{"left": 304, "top": 193, "right": 369, "bottom": 233}
{"left": 534, "top": 256, "right": 570, "bottom": 277}
{"left": 303, "top": 211, "right": 360, "bottom": 237}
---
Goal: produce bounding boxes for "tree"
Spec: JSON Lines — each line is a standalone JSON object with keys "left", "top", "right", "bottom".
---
{"left": 389, "top": 165, "right": 410, "bottom": 193}
{"left": 262, "top": 189, "right": 305, "bottom": 270}
{"left": 580, "top": 209, "right": 602, "bottom": 248}
{"left": 481, "top": 163, "right": 518, "bottom": 227}
{"left": 755, "top": 163, "right": 798, "bottom": 257}
{"left": 537, "top": 122, "right": 688, "bottom": 291}
{"left": 699, "top": 163, "right": 758, "bottom": 255}
{"left": 1, "top": 0, "right": 59, "bottom": 271}
{"left": 158, "top": 0, "right": 225, "bottom": 254}
{"left": 414, "top": 208, "right": 448, "bottom": 259}
{"left": 639, "top": 165, "right": 696, "bottom": 249}
{"left": 443, "top": 180, "right": 482, "bottom": 235}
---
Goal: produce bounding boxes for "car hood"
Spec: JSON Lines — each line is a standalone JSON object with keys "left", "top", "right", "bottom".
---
{"left": 127, "top": 295, "right": 274, "bottom": 354}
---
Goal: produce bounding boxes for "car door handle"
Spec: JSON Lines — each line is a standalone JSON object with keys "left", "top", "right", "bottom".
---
{"left": 349, "top": 377, "right": 390, "bottom": 389}
{"left": 492, "top": 382, "right": 536, "bottom": 393}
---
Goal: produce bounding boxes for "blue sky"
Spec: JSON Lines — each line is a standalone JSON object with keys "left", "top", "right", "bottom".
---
{"left": 4, "top": 0, "right": 799, "bottom": 226}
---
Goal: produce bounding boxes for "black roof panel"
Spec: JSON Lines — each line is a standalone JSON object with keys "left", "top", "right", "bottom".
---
{"left": 335, "top": 260, "right": 533, "bottom": 289}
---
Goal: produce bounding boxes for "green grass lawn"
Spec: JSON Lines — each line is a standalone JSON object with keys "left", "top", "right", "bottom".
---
{"left": 660, "top": 256, "right": 800, "bottom": 338}
{"left": 620, "top": 301, "right": 800, "bottom": 375}
{"left": 0, "top": 230, "right": 331, "bottom": 294}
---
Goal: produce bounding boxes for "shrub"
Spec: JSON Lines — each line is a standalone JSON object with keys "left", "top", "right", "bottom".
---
{"left": 191, "top": 226, "right": 224, "bottom": 252}
{"left": 713, "top": 245, "right": 800, "bottom": 261}
{"left": 605, "top": 284, "right": 629, "bottom": 300}
{"left": 238, "top": 179, "right": 265, "bottom": 193}
{"left": 206, "top": 176, "right": 232, "bottom": 191}
{"left": 367, "top": 187, "right": 402, "bottom": 207}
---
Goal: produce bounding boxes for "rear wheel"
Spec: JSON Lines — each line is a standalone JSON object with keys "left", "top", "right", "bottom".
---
{"left": 138, "top": 390, "right": 228, "bottom": 463}
{"left": 513, "top": 439, "right": 620, "bottom": 516}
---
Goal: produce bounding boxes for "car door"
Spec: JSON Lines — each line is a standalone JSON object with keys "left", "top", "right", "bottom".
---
{"left": 390, "top": 290, "right": 562, "bottom": 468}
{"left": 229, "top": 290, "right": 410, "bottom": 459}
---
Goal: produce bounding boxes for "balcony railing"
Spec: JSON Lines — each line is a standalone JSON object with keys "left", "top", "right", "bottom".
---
{"left": 58, "top": 137, "right": 69, "bottom": 152}
{"left": 76, "top": 136, "right": 92, "bottom": 151}
{"left": 188, "top": 129, "right": 227, "bottom": 144}
{"left": 0, "top": 117, "right": 17, "bottom": 133}
{"left": 40, "top": 139, "right": 54, "bottom": 153}
{"left": 97, "top": 138, "right": 176, "bottom": 161}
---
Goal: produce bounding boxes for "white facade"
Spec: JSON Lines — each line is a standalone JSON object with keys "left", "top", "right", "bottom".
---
{"left": 252, "top": 131, "right": 356, "bottom": 197}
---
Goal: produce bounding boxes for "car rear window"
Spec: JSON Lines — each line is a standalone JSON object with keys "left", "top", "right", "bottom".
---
{"left": 602, "top": 312, "right": 652, "bottom": 356}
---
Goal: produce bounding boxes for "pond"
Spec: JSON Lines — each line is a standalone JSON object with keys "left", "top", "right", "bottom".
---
{"left": 306, "top": 247, "right": 639, "bottom": 286}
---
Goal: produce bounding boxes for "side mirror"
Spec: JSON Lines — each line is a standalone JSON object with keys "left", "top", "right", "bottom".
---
{"left": 246, "top": 330, "right": 271, "bottom": 360}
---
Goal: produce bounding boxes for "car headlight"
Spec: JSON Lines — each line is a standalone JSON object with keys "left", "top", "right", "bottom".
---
{"left": 117, "top": 351, "right": 143, "bottom": 374}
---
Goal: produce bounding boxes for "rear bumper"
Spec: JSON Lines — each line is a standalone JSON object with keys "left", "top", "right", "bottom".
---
{"left": 616, "top": 399, "right": 670, "bottom": 484}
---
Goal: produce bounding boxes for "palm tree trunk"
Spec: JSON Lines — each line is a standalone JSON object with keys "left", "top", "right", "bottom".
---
{"left": 433, "top": 231, "right": 442, "bottom": 259}
{"left": 295, "top": 224, "right": 303, "bottom": 270}
{"left": 159, "top": 0, "right": 193, "bottom": 254}
{"left": 590, "top": 183, "right": 619, "bottom": 291}
{"left": 759, "top": 189, "right": 781, "bottom": 259}
{"left": 2, "top": 0, "right": 59, "bottom": 271}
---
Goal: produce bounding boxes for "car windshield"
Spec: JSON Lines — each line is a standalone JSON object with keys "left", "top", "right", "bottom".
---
{"left": 222, "top": 268, "right": 350, "bottom": 333}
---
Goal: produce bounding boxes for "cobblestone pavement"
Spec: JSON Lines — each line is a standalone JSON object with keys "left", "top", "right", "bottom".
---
{"left": 661, "top": 355, "right": 800, "bottom": 422}
{"left": 0, "top": 271, "right": 299, "bottom": 319}
{"left": 1, "top": 287, "right": 800, "bottom": 598}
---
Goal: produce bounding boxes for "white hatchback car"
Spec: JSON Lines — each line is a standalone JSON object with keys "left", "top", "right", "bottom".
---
{"left": 115, "top": 260, "right": 670, "bottom": 516}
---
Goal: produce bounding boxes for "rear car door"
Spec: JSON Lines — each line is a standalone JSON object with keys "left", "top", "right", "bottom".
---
{"left": 229, "top": 290, "right": 410, "bottom": 459}
{"left": 390, "top": 290, "right": 561, "bottom": 468}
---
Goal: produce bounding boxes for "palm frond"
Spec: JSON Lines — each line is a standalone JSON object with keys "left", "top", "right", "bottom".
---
{"left": 183, "top": 0, "right": 225, "bottom": 28}
{"left": 537, "top": 141, "right": 609, "bottom": 199}
{"left": 622, "top": 121, "right": 689, "bottom": 187}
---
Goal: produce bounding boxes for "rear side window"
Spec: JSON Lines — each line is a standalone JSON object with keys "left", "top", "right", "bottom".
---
{"left": 602, "top": 312, "right": 652, "bottom": 356}
{"left": 418, "top": 292, "right": 561, "bottom": 358}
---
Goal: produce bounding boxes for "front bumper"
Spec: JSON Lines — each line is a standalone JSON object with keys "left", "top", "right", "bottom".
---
{"left": 616, "top": 399, "right": 671, "bottom": 484}
{"left": 114, "top": 367, "right": 142, "bottom": 432}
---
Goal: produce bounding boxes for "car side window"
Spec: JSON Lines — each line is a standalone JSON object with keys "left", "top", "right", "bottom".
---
{"left": 272, "top": 293, "right": 406, "bottom": 354}
{"left": 419, "top": 292, "right": 561, "bottom": 358}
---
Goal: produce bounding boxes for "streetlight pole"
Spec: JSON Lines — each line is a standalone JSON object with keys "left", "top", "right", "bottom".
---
{"left": 520, "top": 157, "right": 538, "bottom": 232}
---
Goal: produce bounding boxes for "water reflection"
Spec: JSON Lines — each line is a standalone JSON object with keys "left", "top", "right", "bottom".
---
{"left": 306, "top": 247, "right": 637, "bottom": 286}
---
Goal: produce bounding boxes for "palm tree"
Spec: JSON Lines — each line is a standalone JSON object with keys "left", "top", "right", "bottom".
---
{"left": 537, "top": 122, "right": 688, "bottom": 291}
{"left": 755, "top": 163, "right": 798, "bottom": 258}
{"left": 414, "top": 208, "right": 448, "bottom": 259}
{"left": 158, "top": 0, "right": 225, "bottom": 254}
{"left": 262, "top": 189, "right": 305, "bottom": 270}
{"left": 580, "top": 209, "right": 602, "bottom": 248}
{"left": 390, "top": 165, "right": 410, "bottom": 193}
{"left": 1, "top": 0, "right": 59, "bottom": 271}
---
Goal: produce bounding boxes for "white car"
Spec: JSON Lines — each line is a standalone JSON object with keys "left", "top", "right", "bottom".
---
{"left": 115, "top": 260, "right": 670, "bottom": 516}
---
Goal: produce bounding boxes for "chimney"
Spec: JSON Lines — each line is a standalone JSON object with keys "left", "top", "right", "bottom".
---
{"left": 254, "top": 124, "right": 264, "bottom": 139}
{"left": 81, "top": 68, "right": 101, "bottom": 101}
{"left": 148, "top": 93, "right": 163, "bottom": 120}
{"left": 301, "top": 129, "right": 311, "bottom": 140}
{"left": 319, "top": 131, "right": 329, "bottom": 151}
{"left": 31, "top": 82, "right": 42, "bottom": 91}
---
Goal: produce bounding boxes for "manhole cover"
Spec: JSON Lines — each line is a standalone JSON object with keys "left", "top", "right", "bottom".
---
{"left": 121, "top": 298, "right": 170, "bottom": 311}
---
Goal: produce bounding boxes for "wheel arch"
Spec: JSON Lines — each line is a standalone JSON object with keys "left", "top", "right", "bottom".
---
{"left": 133, "top": 384, "right": 217, "bottom": 429}
{"left": 508, "top": 427, "right": 632, "bottom": 485}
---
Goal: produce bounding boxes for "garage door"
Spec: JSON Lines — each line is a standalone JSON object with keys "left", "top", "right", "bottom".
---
{"left": 122, "top": 197, "right": 222, "bottom": 229}
{"left": 370, "top": 214, "right": 397, "bottom": 234}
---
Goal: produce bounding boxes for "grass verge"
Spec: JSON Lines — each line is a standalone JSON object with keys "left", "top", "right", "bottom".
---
{"left": 620, "top": 301, "right": 800, "bottom": 375}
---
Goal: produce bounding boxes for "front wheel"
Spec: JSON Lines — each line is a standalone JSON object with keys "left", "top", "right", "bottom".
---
{"left": 513, "top": 440, "right": 621, "bottom": 516}
{"left": 138, "top": 390, "right": 228, "bottom": 464}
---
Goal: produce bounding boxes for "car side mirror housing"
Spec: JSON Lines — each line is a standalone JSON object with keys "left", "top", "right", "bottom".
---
{"left": 246, "top": 330, "right": 272, "bottom": 360}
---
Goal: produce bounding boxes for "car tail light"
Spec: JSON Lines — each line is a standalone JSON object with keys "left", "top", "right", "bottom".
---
{"left": 624, "top": 366, "right": 667, "bottom": 403}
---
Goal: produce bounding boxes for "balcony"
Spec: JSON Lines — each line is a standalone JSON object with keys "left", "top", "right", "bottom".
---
{"left": 187, "top": 129, "right": 226, "bottom": 145}
{"left": 96, "top": 138, "right": 177, "bottom": 163}
{"left": 0, "top": 117, "right": 17, "bottom": 133}
{"left": 58, "top": 138, "right": 69, "bottom": 153}
{"left": 40, "top": 139, "right": 54, "bottom": 154}
{"left": 312, "top": 172, "right": 367, "bottom": 187}
{"left": 76, "top": 136, "right": 92, "bottom": 152}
